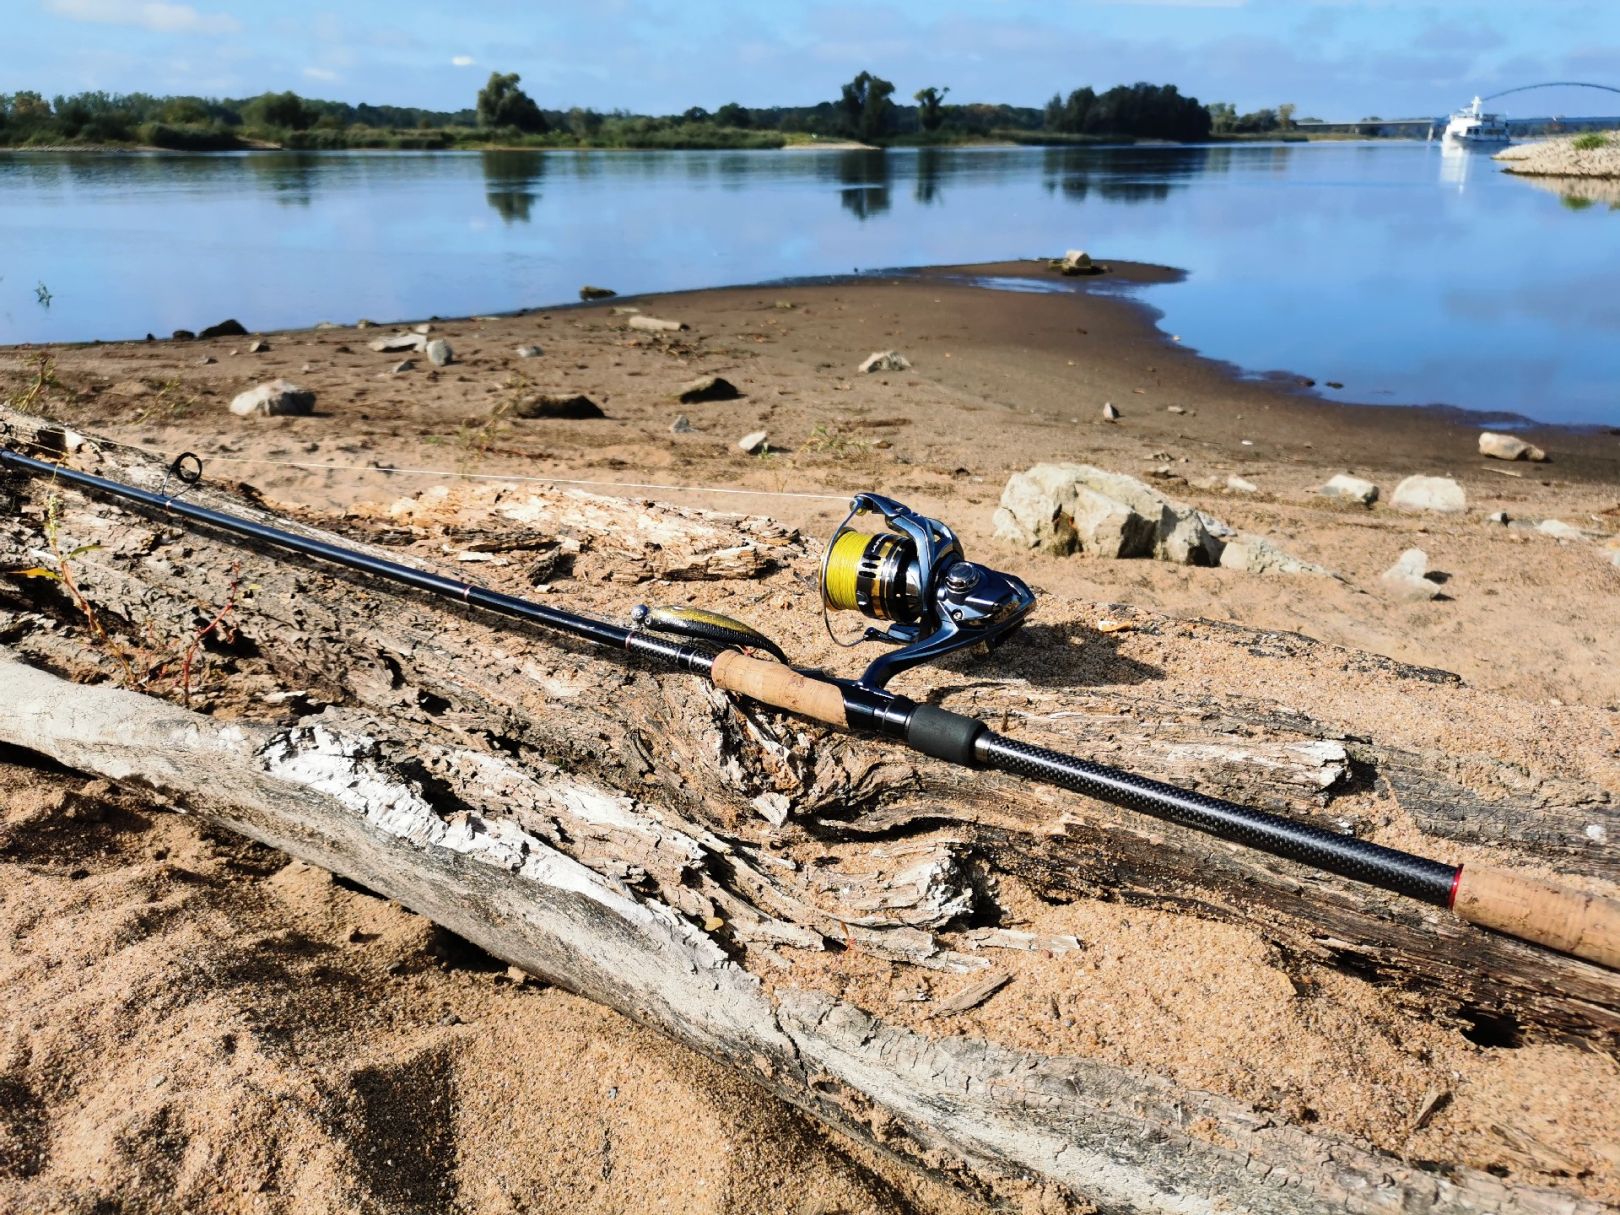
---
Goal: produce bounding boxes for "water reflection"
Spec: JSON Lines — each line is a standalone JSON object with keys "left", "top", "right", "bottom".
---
{"left": 482, "top": 150, "right": 545, "bottom": 223}
{"left": 915, "top": 147, "right": 943, "bottom": 205}
{"left": 245, "top": 152, "right": 319, "bottom": 207}
{"left": 837, "top": 149, "right": 890, "bottom": 221}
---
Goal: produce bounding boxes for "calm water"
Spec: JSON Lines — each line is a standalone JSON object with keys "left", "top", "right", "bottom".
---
{"left": 3, "top": 143, "right": 1617, "bottom": 426}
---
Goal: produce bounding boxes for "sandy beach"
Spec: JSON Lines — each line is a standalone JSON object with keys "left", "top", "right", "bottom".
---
{"left": 2, "top": 262, "right": 1618, "bottom": 1212}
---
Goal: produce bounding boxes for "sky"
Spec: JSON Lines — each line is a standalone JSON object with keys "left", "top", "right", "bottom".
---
{"left": 10, "top": 0, "right": 1620, "bottom": 120}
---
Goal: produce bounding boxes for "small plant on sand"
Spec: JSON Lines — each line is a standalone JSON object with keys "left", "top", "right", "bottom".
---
{"left": 1572, "top": 132, "right": 1610, "bottom": 152}
{"left": 10, "top": 494, "right": 242, "bottom": 705}
{"left": 802, "top": 423, "right": 873, "bottom": 458}
{"left": 6, "top": 352, "right": 75, "bottom": 418}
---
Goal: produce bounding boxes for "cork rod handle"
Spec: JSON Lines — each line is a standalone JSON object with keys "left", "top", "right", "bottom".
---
{"left": 710, "top": 651, "right": 849, "bottom": 728}
{"left": 1452, "top": 866, "right": 1620, "bottom": 971}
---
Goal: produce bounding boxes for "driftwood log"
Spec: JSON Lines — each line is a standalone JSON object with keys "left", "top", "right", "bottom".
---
{"left": 2, "top": 410, "right": 1617, "bottom": 1214}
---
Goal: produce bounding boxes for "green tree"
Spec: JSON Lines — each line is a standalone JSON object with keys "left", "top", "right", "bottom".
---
{"left": 714, "top": 101, "right": 752, "bottom": 128}
{"left": 258, "top": 91, "right": 314, "bottom": 130}
{"left": 1276, "top": 102, "right": 1296, "bottom": 131}
{"left": 476, "top": 72, "right": 547, "bottom": 133}
{"left": 838, "top": 71, "right": 895, "bottom": 141}
{"left": 913, "top": 85, "right": 949, "bottom": 132}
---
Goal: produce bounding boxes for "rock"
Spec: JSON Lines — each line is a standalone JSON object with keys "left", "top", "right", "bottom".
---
{"left": 424, "top": 338, "right": 452, "bottom": 367}
{"left": 515, "top": 345, "right": 543, "bottom": 359}
{"left": 859, "top": 350, "right": 911, "bottom": 374}
{"left": 1226, "top": 475, "right": 1258, "bottom": 494}
{"left": 1486, "top": 511, "right": 1510, "bottom": 525}
{"left": 1054, "top": 249, "right": 1103, "bottom": 276}
{"left": 1320, "top": 474, "right": 1379, "bottom": 506}
{"left": 196, "top": 356, "right": 216, "bottom": 366}
{"left": 676, "top": 375, "right": 741, "bottom": 403}
{"left": 1167, "top": 405, "right": 1186, "bottom": 415}
{"left": 1392, "top": 475, "right": 1466, "bottom": 514}
{"left": 579, "top": 285, "right": 617, "bottom": 300}
{"left": 198, "top": 319, "right": 247, "bottom": 339}
{"left": 247, "top": 338, "right": 270, "bottom": 353}
{"left": 1218, "top": 535, "right": 1333, "bottom": 577}
{"left": 610, "top": 306, "right": 641, "bottom": 315}
{"left": 228, "top": 378, "right": 314, "bottom": 418}
{"left": 314, "top": 320, "right": 338, "bottom": 330}
{"left": 1380, "top": 548, "right": 1441, "bottom": 601}
{"left": 670, "top": 414, "right": 693, "bottom": 434}
{"left": 511, "top": 393, "right": 604, "bottom": 420}
{"left": 390, "top": 359, "right": 415, "bottom": 374}
{"left": 738, "top": 430, "right": 769, "bottom": 455}
{"left": 1101, "top": 402, "right": 1120, "bottom": 421}
{"left": 1536, "top": 519, "right": 1586, "bottom": 542}
{"left": 368, "top": 332, "right": 425, "bottom": 354}
{"left": 171, "top": 329, "right": 195, "bottom": 341}
{"left": 1479, "top": 431, "right": 1547, "bottom": 462}
{"left": 413, "top": 323, "right": 432, "bottom": 335}
{"left": 628, "top": 315, "right": 686, "bottom": 333}
{"left": 356, "top": 318, "right": 374, "bottom": 328}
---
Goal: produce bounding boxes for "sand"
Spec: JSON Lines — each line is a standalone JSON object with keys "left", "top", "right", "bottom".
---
{"left": 2, "top": 261, "right": 1618, "bottom": 1211}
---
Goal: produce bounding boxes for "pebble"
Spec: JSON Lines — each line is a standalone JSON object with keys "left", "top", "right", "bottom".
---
{"left": 247, "top": 338, "right": 269, "bottom": 353}
{"left": 737, "top": 429, "right": 769, "bottom": 454}
{"left": 1101, "top": 402, "right": 1120, "bottom": 421}
{"left": 228, "top": 378, "right": 314, "bottom": 418}
{"left": 413, "top": 323, "right": 432, "bottom": 335}
{"left": 1536, "top": 518, "right": 1586, "bottom": 541}
{"left": 675, "top": 374, "right": 741, "bottom": 403}
{"left": 515, "top": 345, "right": 543, "bottom": 358}
{"left": 1381, "top": 547, "right": 1442, "bottom": 601}
{"left": 1392, "top": 475, "right": 1467, "bottom": 514}
{"left": 196, "top": 355, "right": 216, "bottom": 366}
{"left": 628, "top": 315, "right": 686, "bottom": 333}
{"left": 390, "top": 359, "right": 414, "bottom": 374}
{"left": 424, "top": 338, "right": 452, "bottom": 367}
{"left": 1226, "top": 475, "right": 1258, "bottom": 494}
{"left": 858, "top": 350, "right": 911, "bottom": 374}
{"left": 670, "top": 414, "right": 694, "bottom": 434}
{"left": 1167, "top": 405, "right": 1186, "bottom": 415}
{"left": 511, "top": 393, "right": 603, "bottom": 419}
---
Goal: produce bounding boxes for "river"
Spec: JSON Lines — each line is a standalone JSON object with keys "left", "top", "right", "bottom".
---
{"left": 2, "top": 142, "right": 1615, "bottom": 426}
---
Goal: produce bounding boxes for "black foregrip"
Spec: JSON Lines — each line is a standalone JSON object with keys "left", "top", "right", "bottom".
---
{"left": 906, "top": 703, "right": 986, "bottom": 765}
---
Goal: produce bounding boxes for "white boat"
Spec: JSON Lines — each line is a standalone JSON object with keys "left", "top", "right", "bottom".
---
{"left": 1442, "top": 97, "right": 1511, "bottom": 145}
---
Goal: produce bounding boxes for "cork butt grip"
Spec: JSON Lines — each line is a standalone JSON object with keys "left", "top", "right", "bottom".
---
{"left": 1452, "top": 866, "right": 1620, "bottom": 971}
{"left": 710, "top": 652, "right": 848, "bottom": 728}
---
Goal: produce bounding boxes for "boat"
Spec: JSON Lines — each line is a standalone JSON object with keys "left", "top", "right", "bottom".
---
{"left": 1442, "top": 97, "right": 1511, "bottom": 145}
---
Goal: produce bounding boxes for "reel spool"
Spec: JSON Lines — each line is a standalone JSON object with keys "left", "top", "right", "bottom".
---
{"left": 821, "top": 493, "right": 1035, "bottom": 690}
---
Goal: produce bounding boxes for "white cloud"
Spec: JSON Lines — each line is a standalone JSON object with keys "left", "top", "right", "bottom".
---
{"left": 303, "top": 66, "right": 339, "bottom": 81}
{"left": 451, "top": 55, "right": 476, "bottom": 67}
{"left": 46, "top": 0, "right": 240, "bottom": 34}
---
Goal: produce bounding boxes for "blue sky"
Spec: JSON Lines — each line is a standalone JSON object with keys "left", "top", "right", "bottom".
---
{"left": 12, "top": 1, "right": 1620, "bottom": 120}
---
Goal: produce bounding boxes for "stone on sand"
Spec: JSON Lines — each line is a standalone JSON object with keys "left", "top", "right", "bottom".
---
{"left": 859, "top": 350, "right": 911, "bottom": 374}
{"left": 1218, "top": 534, "right": 1333, "bottom": 577}
{"left": 247, "top": 339, "right": 270, "bottom": 353}
{"left": 1054, "top": 249, "right": 1103, "bottom": 276}
{"left": 1226, "top": 475, "right": 1259, "bottom": 494}
{"left": 738, "top": 430, "right": 769, "bottom": 454}
{"left": 368, "top": 332, "right": 426, "bottom": 354}
{"left": 390, "top": 359, "right": 414, "bottom": 374}
{"left": 228, "top": 379, "right": 315, "bottom": 418}
{"left": 1536, "top": 519, "right": 1587, "bottom": 542}
{"left": 579, "top": 285, "right": 617, "bottom": 300}
{"left": 675, "top": 375, "right": 741, "bottom": 403}
{"left": 424, "top": 338, "right": 453, "bottom": 367}
{"left": 198, "top": 318, "right": 247, "bottom": 339}
{"left": 670, "top": 414, "right": 693, "bottom": 434}
{"left": 1392, "top": 475, "right": 1466, "bottom": 514}
{"left": 1320, "top": 474, "right": 1379, "bottom": 506}
{"left": 1381, "top": 548, "right": 1441, "bottom": 601}
{"left": 1101, "top": 402, "right": 1120, "bottom": 421}
{"left": 515, "top": 345, "right": 543, "bottom": 359}
{"left": 628, "top": 315, "right": 687, "bottom": 333}
{"left": 1478, "top": 431, "right": 1547, "bottom": 462}
{"left": 511, "top": 393, "right": 604, "bottom": 420}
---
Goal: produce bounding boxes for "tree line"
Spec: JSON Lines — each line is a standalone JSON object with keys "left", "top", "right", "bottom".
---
{"left": 0, "top": 72, "right": 1306, "bottom": 152}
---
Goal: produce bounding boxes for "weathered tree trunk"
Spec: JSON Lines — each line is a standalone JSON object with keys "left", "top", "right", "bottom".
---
{"left": 1, "top": 410, "right": 1616, "bottom": 1214}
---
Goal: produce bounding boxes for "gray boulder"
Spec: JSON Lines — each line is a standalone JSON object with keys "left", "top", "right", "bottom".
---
{"left": 1320, "top": 474, "right": 1379, "bottom": 506}
{"left": 424, "top": 338, "right": 452, "bottom": 367}
{"left": 511, "top": 393, "right": 603, "bottom": 420}
{"left": 859, "top": 350, "right": 911, "bottom": 374}
{"left": 229, "top": 379, "right": 314, "bottom": 418}
{"left": 1392, "top": 475, "right": 1467, "bottom": 514}
{"left": 1479, "top": 431, "right": 1547, "bottom": 462}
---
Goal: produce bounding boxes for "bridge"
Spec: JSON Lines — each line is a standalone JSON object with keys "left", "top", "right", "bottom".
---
{"left": 1293, "top": 81, "right": 1620, "bottom": 139}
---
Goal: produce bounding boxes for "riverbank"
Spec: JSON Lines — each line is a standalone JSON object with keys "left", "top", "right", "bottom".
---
{"left": 1496, "top": 130, "right": 1620, "bottom": 177}
{"left": 3, "top": 262, "right": 1619, "bottom": 1211}
{"left": 6, "top": 259, "right": 1618, "bottom": 709}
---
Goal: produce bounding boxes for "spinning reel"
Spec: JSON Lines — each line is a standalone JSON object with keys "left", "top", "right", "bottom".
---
{"left": 634, "top": 494, "right": 1035, "bottom": 692}
{"left": 820, "top": 493, "right": 1035, "bottom": 690}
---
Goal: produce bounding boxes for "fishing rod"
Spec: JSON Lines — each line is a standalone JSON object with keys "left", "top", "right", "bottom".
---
{"left": 3, "top": 444, "right": 1617, "bottom": 971}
